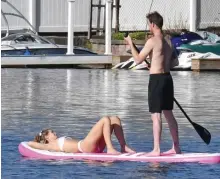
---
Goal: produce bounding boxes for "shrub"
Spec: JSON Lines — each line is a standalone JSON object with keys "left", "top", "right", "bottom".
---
{"left": 112, "top": 32, "right": 147, "bottom": 40}
{"left": 112, "top": 32, "right": 126, "bottom": 40}
{"left": 129, "top": 32, "right": 146, "bottom": 40}
{"left": 85, "top": 40, "right": 93, "bottom": 49}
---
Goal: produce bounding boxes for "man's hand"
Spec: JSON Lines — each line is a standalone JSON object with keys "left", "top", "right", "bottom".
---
{"left": 145, "top": 60, "right": 151, "bottom": 69}
{"left": 124, "top": 35, "right": 133, "bottom": 46}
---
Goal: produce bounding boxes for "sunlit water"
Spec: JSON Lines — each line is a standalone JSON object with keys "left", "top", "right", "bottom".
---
{"left": 2, "top": 69, "right": 220, "bottom": 179}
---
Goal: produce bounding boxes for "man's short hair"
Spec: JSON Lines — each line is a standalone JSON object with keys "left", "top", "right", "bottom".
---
{"left": 146, "top": 11, "right": 163, "bottom": 29}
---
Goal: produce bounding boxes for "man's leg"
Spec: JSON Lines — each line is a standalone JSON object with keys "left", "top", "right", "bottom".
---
{"left": 162, "top": 110, "right": 181, "bottom": 154}
{"left": 145, "top": 113, "right": 162, "bottom": 156}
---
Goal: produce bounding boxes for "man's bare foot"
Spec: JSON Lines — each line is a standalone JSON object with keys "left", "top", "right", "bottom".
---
{"left": 162, "top": 148, "right": 175, "bottom": 155}
{"left": 121, "top": 145, "right": 136, "bottom": 153}
{"left": 107, "top": 148, "right": 121, "bottom": 155}
{"left": 143, "top": 150, "right": 160, "bottom": 157}
{"left": 162, "top": 147, "right": 181, "bottom": 155}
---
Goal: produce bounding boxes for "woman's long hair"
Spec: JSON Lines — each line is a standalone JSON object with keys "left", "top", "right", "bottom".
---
{"left": 34, "top": 129, "right": 50, "bottom": 144}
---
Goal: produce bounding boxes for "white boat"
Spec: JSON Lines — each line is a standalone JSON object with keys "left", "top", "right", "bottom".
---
{"left": 112, "top": 31, "right": 220, "bottom": 70}
{"left": 1, "top": 0, "right": 96, "bottom": 56}
{"left": 112, "top": 51, "right": 220, "bottom": 71}
{"left": 1, "top": 32, "right": 97, "bottom": 56}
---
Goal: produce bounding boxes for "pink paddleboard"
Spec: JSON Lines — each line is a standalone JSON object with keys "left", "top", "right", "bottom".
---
{"left": 18, "top": 142, "right": 220, "bottom": 164}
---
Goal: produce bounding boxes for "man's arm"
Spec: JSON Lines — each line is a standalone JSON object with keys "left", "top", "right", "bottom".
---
{"left": 131, "top": 38, "right": 153, "bottom": 65}
{"left": 125, "top": 36, "right": 153, "bottom": 65}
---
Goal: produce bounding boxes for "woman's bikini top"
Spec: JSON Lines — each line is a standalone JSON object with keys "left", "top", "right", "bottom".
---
{"left": 57, "top": 136, "right": 71, "bottom": 151}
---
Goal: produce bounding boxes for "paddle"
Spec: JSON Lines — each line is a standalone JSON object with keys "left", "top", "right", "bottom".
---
{"left": 124, "top": 32, "right": 211, "bottom": 145}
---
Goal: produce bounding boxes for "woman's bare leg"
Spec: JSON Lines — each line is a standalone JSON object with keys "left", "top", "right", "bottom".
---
{"left": 83, "top": 116, "right": 120, "bottom": 154}
{"left": 109, "top": 116, "right": 135, "bottom": 153}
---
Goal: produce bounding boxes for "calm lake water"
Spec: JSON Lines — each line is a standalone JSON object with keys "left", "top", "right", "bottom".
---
{"left": 1, "top": 69, "right": 220, "bottom": 179}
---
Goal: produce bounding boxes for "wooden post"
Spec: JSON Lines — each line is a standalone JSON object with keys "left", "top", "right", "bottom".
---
{"left": 96, "top": 0, "right": 102, "bottom": 35}
{"left": 88, "top": 0, "right": 93, "bottom": 39}
{"left": 115, "top": 0, "right": 120, "bottom": 33}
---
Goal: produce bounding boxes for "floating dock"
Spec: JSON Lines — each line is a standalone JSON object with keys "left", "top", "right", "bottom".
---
{"left": 1, "top": 55, "right": 131, "bottom": 69}
{"left": 1, "top": 54, "right": 112, "bottom": 68}
{"left": 2, "top": 55, "right": 220, "bottom": 71}
{"left": 191, "top": 58, "right": 220, "bottom": 71}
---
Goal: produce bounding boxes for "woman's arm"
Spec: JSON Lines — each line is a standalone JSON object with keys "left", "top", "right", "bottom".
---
{"left": 28, "top": 141, "right": 51, "bottom": 150}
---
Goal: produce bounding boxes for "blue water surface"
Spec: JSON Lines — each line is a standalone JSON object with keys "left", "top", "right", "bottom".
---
{"left": 2, "top": 69, "right": 220, "bottom": 179}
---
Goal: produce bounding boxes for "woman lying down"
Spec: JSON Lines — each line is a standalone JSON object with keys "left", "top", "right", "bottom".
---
{"left": 28, "top": 116, "right": 135, "bottom": 154}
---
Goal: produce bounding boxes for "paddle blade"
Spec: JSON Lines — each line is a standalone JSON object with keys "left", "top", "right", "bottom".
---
{"left": 192, "top": 122, "right": 211, "bottom": 145}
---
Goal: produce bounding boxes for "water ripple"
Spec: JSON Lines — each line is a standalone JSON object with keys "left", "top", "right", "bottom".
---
{"left": 2, "top": 69, "right": 220, "bottom": 179}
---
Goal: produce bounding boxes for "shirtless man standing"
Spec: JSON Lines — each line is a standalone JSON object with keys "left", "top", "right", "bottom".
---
{"left": 124, "top": 11, "right": 181, "bottom": 156}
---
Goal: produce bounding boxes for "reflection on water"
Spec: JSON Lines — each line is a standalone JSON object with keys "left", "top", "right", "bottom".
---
{"left": 1, "top": 69, "right": 220, "bottom": 179}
